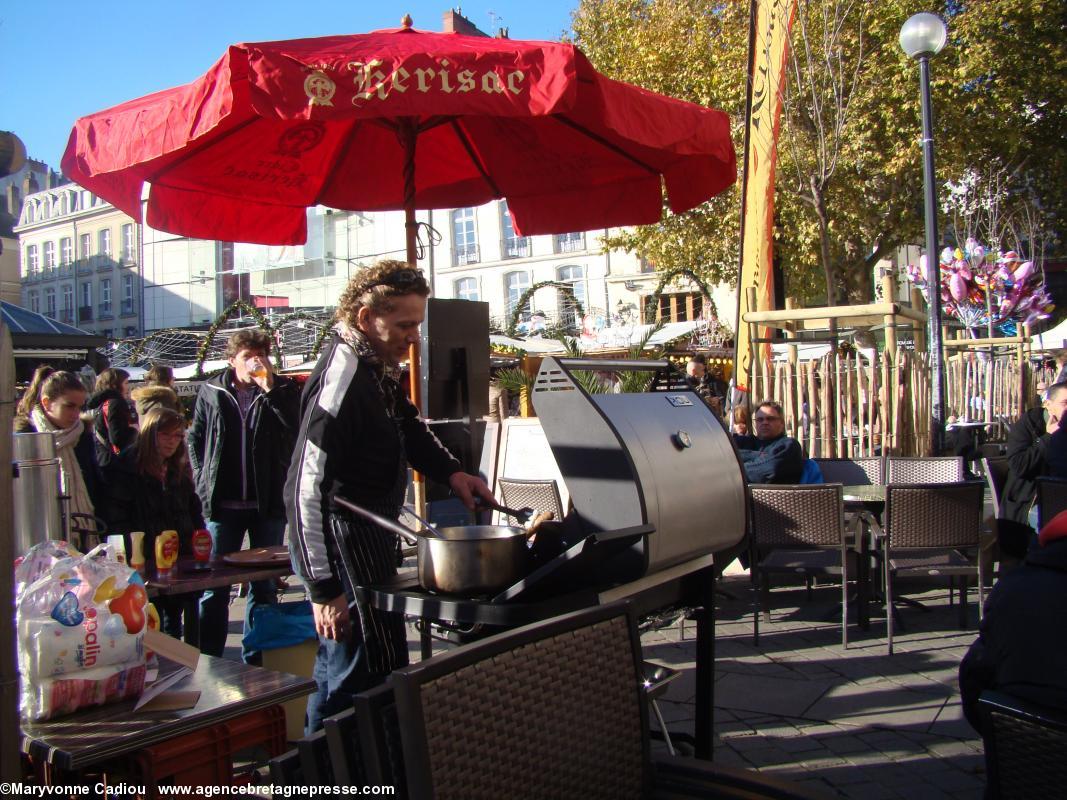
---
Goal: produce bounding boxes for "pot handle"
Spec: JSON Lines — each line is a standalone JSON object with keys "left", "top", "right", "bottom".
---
{"left": 333, "top": 496, "right": 420, "bottom": 546}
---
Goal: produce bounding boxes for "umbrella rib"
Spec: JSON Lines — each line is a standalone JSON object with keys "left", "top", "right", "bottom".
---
{"left": 312, "top": 119, "right": 366, "bottom": 208}
{"left": 553, "top": 115, "right": 659, "bottom": 175}
{"left": 145, "top": 116, "right": 260, "bottom": 185}
{"left": 448, "top": 119, "right": 502, "bottom": 197}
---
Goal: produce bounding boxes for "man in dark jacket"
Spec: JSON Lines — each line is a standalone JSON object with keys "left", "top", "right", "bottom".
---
{"left": 733, "top": 400, "right": 805, "bottom": 484}
{"left": 1001, "top": 381, "right": 1067, "bottom": 553}
{"left": 286, "top": 260, "right": 494, "bottom": 732}
{"left": 959, "top": 510, "right": 1067, "bottom": 735}
{"left": 189, "top": 329, "right": 300, "bottom": 662}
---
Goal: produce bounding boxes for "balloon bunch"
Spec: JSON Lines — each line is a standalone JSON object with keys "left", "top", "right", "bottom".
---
{"left": 905, "top": 239, "right": 1054, "bottom": 336}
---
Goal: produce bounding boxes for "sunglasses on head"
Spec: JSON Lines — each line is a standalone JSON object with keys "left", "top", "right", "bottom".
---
{"left": 366, "top": 269, "right": 423, "bottom": 291}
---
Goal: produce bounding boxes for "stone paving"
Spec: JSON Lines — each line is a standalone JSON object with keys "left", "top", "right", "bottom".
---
{"left": 225, "top": 571, "right": 990, "bottom": 798}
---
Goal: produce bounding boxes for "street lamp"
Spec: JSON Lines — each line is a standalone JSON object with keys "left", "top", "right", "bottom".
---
{"left": 900, "top": 12, "right": 948, "bottom": 456}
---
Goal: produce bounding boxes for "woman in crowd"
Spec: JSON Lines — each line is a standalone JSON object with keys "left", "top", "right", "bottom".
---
{"left": 13, "top": 367, "right": 103, "bottom": 530}
{"left": 88, "top": 367, "right": 137, "bottom": 466}
{"left": 106, "top": 407, "right": 203, "bottom": 642}
{"left": 732, "top": 404, "right": 751, "bottom": 437}
{"left": 132, "top": 364, "right": 181, "bottom": 419}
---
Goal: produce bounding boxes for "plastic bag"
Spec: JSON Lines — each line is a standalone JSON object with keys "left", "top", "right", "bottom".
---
{"left": 243, "top": 601, "right": 316, "bottom": 651}
{"left": 18, "top": 542, "right": 149, "bottom": 720}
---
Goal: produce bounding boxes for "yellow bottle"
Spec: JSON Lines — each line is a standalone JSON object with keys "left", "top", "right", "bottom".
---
{"left": 155, "top": 530, "right": 180, "bottom": 580}
{"left": 129, "top": 532, "right": 146, "bottom": 574}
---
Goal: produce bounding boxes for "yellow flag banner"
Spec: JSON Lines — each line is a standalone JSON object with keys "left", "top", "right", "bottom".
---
{"left": 734, "top": 0, "right": 797, "bottom": 392}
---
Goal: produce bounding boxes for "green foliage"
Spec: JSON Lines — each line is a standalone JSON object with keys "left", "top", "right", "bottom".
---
{"left": 492, "top": 367, "right": 535, "bottom": 396}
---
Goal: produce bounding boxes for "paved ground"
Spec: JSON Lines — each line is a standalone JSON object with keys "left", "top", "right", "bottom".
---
{"left": 223, "top": 571, "right": 989, "bottom": 799}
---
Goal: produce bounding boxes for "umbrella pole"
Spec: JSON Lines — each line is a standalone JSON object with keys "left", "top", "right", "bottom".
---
{"left": 400, "top": 118, "right": 429, "bottom": 521}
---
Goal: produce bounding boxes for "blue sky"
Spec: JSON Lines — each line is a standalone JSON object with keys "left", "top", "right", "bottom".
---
{"left": 1, "top": 1, "right": 578, "bottom": 169}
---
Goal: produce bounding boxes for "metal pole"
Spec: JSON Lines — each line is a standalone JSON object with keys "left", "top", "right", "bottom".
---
{"left": 919, "top": 55, "right": 945, "bottom": 455}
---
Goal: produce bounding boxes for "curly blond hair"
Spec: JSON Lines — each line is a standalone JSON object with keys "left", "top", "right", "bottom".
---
{"left": 335, "top": 259, "right": 430, "bottom": 327}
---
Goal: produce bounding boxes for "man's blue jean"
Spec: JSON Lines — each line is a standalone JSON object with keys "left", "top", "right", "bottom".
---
{"left": 198, "top": 509, "right": 286, "bottom": 662}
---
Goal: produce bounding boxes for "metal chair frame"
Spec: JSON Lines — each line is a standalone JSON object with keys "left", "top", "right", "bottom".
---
{"left": 869, "top": 481, "right": 986, "bottom": 654}
{"left": 747, "top": 484, "right": 857, "bottom": 648}
{"left": 1036, "top": 476, "right": 1067, "bottom": 531}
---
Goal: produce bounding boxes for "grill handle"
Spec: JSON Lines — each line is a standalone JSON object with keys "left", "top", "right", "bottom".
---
{"left": 552, "top": 358, "right": 672, "bottom": 372}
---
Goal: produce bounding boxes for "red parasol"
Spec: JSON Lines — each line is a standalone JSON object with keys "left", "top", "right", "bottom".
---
{"left": 60, "top": 18, "right": 736, "bottom": 251}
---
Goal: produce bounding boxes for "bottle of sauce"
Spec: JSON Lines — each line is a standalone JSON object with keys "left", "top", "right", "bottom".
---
{"left": 192, "top": 528, "right": 213, "bottom": 569}
{"left": 129, "top": 532, "right": 146, "bottom": 575}
{"left": 155, "top": 530, "right": 180, "bottom": 580}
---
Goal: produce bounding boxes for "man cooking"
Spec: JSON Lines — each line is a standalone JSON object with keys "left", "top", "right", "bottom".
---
{"left": 286, "top": 260, "right": 495, "bottom": 732}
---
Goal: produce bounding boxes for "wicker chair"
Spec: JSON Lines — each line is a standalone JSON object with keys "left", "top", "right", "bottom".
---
{"left": 386, "top": 602, "right": 826, "bottom": 800}
{"left": 981, "top": 456, "right": 1012, "bottom": 578}
{"left": 886, "top": 456, "right": 965, "bottom": 484}
{"left": 748, "top": 484, "right": 857, "bottom": 647}
{"left": 324, "top": 706, "right": 371, "bottom": 786}
{"left": 353, "top": 681, "right": 408, "bottom": 794}
{"left": 870, "top": 481, "right": 985, "bottom": 654}
{"left": 813, "top": 457, "right": 884, "bottom": 486}
{"left": 1036, "top": 476, "right": 1067, "bottom": 530}
{"left": 268, "top": 748, "right": 305, "bottom": 786}
{"left": 296, "top": 727, "right": 335, "bottom": 785}
{"left": 496, "top": 477, "right": 566, "bottom": 521}
{"left": 978, "top": 690, "right": 1067, "bottom": 800}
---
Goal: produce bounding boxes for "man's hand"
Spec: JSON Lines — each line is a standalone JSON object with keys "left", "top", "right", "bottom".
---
{"left": 312, "top": 595, "right": 350, "bottom": 641}
{"left": 251, "top": 359, "right": 275, "bottom": 393}
{"left": 448, "top": 472, "right": 495, "bottom": 510}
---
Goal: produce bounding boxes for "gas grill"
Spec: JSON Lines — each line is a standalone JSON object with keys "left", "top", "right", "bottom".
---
{"left": 358, "top": 357, "right": 748, "bottom": 758}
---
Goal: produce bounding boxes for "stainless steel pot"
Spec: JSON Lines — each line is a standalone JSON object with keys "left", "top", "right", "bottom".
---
{"left": 332, "top": 497, "right": 529, "bottom": 596}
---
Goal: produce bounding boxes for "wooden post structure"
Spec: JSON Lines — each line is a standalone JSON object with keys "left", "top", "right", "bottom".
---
{"left": 910, "top": 287, "right": 927, "bottom": 351}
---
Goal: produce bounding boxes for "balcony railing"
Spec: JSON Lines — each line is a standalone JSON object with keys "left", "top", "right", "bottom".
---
{"left": 555, "top": 233, "right": 585, "bottom": 253}
{"left": 75, "top": 260, "right": 92, "bottom": 275}
{"left": 98, "top": 303, "right": 113, "bottom": 319}
{"left": 502, "top": 237, "right": 531, "bottom": 259}
{"left": 453, "top": 243, "right": 480, "bottom": 267}
{"left": 58, "top": 309, "right": 74, "bottom": 324}
{"left": 78, "top": 306, "right": 93, "bottom": 323}
{"left": 23, "top": 271, "right": 40, "bottom": 283}
{"left": 97, "top": 256, "right": 118, "bottom": 273}
{"left": 120, "top": 300, "right": 136, "bottom": 317}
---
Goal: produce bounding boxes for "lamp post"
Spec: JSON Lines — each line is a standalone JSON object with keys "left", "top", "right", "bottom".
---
{"left": 900, "top": 12, "right": 948, "bottom": 456}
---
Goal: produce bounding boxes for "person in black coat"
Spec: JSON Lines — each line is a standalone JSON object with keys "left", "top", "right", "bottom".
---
{"left": 733, "top": 400, "right": 805, "bottom": 484}
{"left": 87, "top": 367, "right": 137, "bottom": 468}
{"left": 959, "top": 511, "right": 1067, "bottom": 735}
{"left": 188, "top": 329, "right": 301, "bottom": 662}
{"left": 1001, "top": 382, "right": 1067, "bottom": 554}
{"left": 105, "top": 407, "right": 205, "bottom": 643}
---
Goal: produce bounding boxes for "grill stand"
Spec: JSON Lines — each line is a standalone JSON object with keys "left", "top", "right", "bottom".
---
{"left": 357, "top": 555, "right": 717, "bottom": 760}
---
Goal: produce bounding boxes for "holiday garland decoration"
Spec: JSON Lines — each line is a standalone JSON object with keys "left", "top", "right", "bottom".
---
{"left": 644, "top": 268, "right": 714, "bottom": 324}
{"left": 194, "top": 300, "right": 275, "bottom": 378}
{"left": 905, "top": 240, "right": 1054, "bottom": 336}
{"left": 506, "top": 281, "right": 586, "bottom": 337}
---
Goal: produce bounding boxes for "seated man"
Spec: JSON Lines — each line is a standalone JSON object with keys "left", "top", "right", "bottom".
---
{"left": 1002, "top": 381, "right": 1067, "bottom": 551}
{"left": 958, "top": 510, "right": 1067, "bottom": 735}
{"left": 733, "top": 400, "right": 804, "bottom": 484}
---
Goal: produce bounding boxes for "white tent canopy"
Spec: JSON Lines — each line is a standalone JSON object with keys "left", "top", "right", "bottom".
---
{"left": 1032, "top": 318, "right": 1067, "bottom": 352}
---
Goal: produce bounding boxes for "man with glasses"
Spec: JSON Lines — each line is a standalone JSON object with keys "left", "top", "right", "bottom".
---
{"left": 286, "top": 259, "right": 495, "bottom": 732}
{"left": 733, "top": 400, "right": 804, "bottom": 484}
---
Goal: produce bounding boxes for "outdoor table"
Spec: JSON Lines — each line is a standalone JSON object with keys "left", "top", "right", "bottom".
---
{"left": 21, "top": 653, "right": 316, "bottom": 777}
{"left": 841, "top": 485, "right": 887, "bottom": 629}
{"left": 145, "top": 556, "right": 291, "bottom": 597}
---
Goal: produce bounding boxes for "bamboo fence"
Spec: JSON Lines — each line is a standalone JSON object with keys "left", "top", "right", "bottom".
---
{"left": 747, "top": 349, "right": 1031, "bottom": 457}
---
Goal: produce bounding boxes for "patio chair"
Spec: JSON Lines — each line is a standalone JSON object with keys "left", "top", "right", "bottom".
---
{"left": 886, "top": 456, "right": 965, "bottom": 484}
{"left": 497, "top": 476, "right": 566, "bottom": 521}
{"left": 353, "top": 681, "right": 407, "bottom": 794}
{"left": 296, "top": 727, "right": 335, "bottom": 786}
{"left": 324, "top": 706, "right": 371, "bottom": 786}
{"left": 978, "top": 690, "right": 1067, "bottom": 800}
{"left": 268, "top": 748, "right": 305, "bottom": 786}
{"left": 814, "top": 457, "right": 883, "bottom": 486}
{"left": 748, "top": 484, "right": 857, "bottom": 647}
{"left": 981, "top": 456, "right": 1012, "bottom": 579}
{"left": 1036, "top": 476, "right": 1067, "bottom": 531}
{"left": 385, "top": 601, "right": 826, "bottom": 800}
{"left": 870, "top": 481, "right": 985, "bottom": 654}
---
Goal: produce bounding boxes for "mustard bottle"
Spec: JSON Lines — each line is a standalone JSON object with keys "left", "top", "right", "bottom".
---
{"left": 155, "top": 530, "right": 180, "bottom": 580}
{"left": 129, "top": 532, "right": 146, "bottom": 574}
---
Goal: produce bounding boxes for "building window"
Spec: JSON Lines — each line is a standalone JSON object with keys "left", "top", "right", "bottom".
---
{"left": 122, "top": 224, "right": 135, "bottom": 261}
{"left": 101, "top": 278, "right": 112, "bottom": 305}
{"left": 45, "top": 288, "right": 56, "bottom": 318}
{"left": 451, "top": 208, "right": 478, "bottom": 266}
{"left": 98, "top": 228, "right": 112, "bottom": 257}
{"left": 555, "top": 232, "right": 585, "bottom": 253}
{"left": 504, "top": 271, "right": 531, "bottom": 316}
{"left": 61, "top": 284, "right": 74, "bottom": 322}
{"left": 79, "top": 282, "right": 93, "bottom": 323}
{"left": 60, "top": 237, "right": 73, "bottom": 265}
{"left": 44, "top": 241, "right": 56, "bottom": 269}
{"left": 122, "top": 275, "right": 135, "bottom": 314}
{"left": 454, "top": 277, "right": 479, "bottom": 301}
{"left": 79, "top": 232, "right": 92, "bottom": 260}
{"left": 556, "top": 264, "right": 587, "bottom": 329}
{"left": 124, "top": 325, "right": 138, "bottom": 337}
{"left": 102, "top": 329, "right": 113, "bottom": 339}
{"left": 26, "top": 244, "right": 39, "bottom": 274}
{"left": 81, "top": 282, "right": 92, "bottom": 309}
{"left": 28, "top": 291, "right": 39, "bottom": 314}
{"left": 652, "top": 291, "right": 702, "bottom": 322}
{"left": 501, "top": 202, "right": 530, "bottom": 259}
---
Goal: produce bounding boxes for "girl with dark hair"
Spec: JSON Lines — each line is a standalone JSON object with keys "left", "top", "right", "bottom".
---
{"left": 14, "top": 367, "right": 103, "bottom": 531}
{"left": 105, "top": 407, "right": 204, "bottom": 642}
{"left": 88, "top": 367, "right": 137, "bottom": 466}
